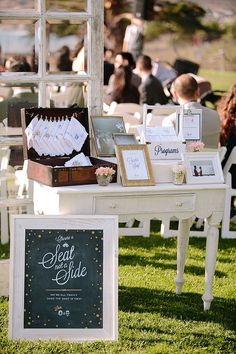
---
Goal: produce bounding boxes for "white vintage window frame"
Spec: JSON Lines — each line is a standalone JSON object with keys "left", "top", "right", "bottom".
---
{"left": 0, "top": 0, "right": 104, "bottom": 121}
{"left": 9, "top": 215, "right": 118, "bottom": 341}
{"left": 182, "top": 152, "right": 224, "bottom": 184}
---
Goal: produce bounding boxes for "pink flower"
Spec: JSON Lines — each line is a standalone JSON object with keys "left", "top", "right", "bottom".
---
{"left": 187, "top": 141, "right": 205, "bottom": 152}
{"left": 95, "top": 166, "right": 115, "bottom": 177}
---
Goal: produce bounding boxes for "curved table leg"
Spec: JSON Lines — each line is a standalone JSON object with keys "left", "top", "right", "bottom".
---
{"left": 175, "top": 218, "right": 192, "bottom": 295}
{"left": 202, "top": 212, "right": 222, "bottom": 311}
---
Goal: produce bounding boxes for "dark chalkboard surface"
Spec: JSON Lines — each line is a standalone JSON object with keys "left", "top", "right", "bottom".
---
{"left": 24, "top": 229, "right": 103, "bottom": 329}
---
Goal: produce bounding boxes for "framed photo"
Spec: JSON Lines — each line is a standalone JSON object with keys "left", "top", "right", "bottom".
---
{"left": 113, "top": 133, "right": 137, "bottom": 146}
{"left": 177, "top": 109, "right": 202, "bottom": 141}
{"left": 183, "top": 152, "right": 224, "bottom": 184}
{"left": 115, "top": 144, "right": 155, "bottom": 186}
{"left": 9, "top": 215, "right": 118, "bottom": 341}
{"left": 91, "top": 116, "right": 126, "bottom": 156}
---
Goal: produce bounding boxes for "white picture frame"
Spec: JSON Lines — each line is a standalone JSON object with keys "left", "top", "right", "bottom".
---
{"left": 177, "top": 108, "right": 202, "bottom": 141}
{"left": 183, "top": 152, "right": 224, "bottom": 184}
{"left": 9, "top": 215, "right": 118, "bottom": 342}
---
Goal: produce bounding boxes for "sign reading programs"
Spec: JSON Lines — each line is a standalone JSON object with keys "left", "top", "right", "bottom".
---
{"left": 148, "top": 142, "right": 185, "bottom": 160}
{"left": 24, "top": 229, "right": 103, "bottom": 329}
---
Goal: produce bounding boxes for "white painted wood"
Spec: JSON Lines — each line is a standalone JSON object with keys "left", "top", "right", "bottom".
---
{"left": 9, "top": 215, "right": 118, "bottom": 341}
{"left": 33, "top": 181, "right": 226, "bottom": 310}
{"left": 0, "top": 259, "right": 9, "bottom": 297}
{"left": 0, "top": 0, "right": 103, "bottom": 115}
{"left": 222, "top": 146, "right": 236, "bottom": 238}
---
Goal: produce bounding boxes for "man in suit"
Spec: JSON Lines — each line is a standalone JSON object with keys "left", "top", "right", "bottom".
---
{"left": 135, "top": 54, "right": 168, "bottom": 105}
{"left": 162, "top": 74, "right": 221, "bottom": 148}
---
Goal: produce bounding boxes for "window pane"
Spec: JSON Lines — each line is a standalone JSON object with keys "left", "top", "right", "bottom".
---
{"left": 0, "top": 20, "right": 38, "bottom": 74}
{"left": 46, "top": 0, "right": 87, "bottom": 12}
{"left": 0, "top": 0, "right": 35, "bottom": 11}
{"left": 0, "top": 82, "right": 38, "bottom": 126}
{"left": 47, "top": 20, "right": 87, "bottom": 74}
{"left": 47, "top": 82, "right": 87, "bottom": 108}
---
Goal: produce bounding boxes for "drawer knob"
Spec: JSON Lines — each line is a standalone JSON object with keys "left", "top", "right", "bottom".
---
{"left": 110, "top": 204, "right": 117, "bottom": 209}
{"left": 176, "top": 201, "right": 183, "bottom": 207}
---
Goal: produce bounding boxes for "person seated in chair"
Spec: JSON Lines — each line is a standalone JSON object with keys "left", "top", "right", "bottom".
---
{"left": 162, "top": 74, "right": 221, "bottom": 149}
{"left": 135, "top": 54, "right": 169, "bottom": 106}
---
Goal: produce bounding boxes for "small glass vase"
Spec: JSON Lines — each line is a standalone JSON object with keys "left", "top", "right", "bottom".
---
{"left": 96, "top": 174, "right": 112, "bottom": 186}
{"left": 173, "top": 171, "right": 185, "bottom": 185}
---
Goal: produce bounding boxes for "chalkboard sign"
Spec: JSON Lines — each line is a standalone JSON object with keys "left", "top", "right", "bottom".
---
{"left": 9, "top": 215, "right": 118, "bottom": 341}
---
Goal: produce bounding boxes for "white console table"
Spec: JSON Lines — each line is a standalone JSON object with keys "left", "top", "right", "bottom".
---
{"left": 33, "top": 182, "right": 226, "bottom": 310}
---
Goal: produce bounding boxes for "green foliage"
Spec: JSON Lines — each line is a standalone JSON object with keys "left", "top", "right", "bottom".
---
{"left": 1, "top": 220, "right": 236, "bottom": 353}
{"left": 158, "top": 1, "right": 205, "bottom": 34}
{"left": 203, "top": 21, "right": 226, "bottom": 40}
{"left": 224, "top": 21, "right": 236, "bottom": 39}
{"left": 199, "top": 70, "right": 236, "bottom": 92}
{"left": 145, "top": 0, "right": 206, "bottom": 40}
{"left": 145, "top": 1, "right": 234, "bottom": 43}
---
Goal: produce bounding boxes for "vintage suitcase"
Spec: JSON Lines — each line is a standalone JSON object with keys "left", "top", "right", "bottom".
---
{"left": 21, "top": 107, "right": 117, "bottom": 187}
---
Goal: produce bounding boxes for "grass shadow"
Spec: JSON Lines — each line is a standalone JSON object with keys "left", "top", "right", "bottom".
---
{"left": 119, "top": 254, "right": 226, "bottom": 278}
{"left": 119, "top": 285, "right": 236, "bottom": 332}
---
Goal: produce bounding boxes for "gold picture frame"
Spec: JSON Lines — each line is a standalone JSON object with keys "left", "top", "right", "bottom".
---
{"left": 112, "top": 133, "right": 137, "bottom": 145}
{"left": 115, "top": 144, "right": 155, "bottom": 187}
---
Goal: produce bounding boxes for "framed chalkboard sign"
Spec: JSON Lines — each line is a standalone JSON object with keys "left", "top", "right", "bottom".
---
{"left": 9, "top": 215, "right": 118, "bottom": 341}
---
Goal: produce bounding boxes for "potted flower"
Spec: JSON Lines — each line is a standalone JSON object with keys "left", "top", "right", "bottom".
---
{"left": 95, "top": 166, "right": 115, "bottom": 186}
{"left": 186, "top": 141, "right": 205, "bottom": 152}
{"left": 172, "top": 162, "right": 185, "bottom": 185}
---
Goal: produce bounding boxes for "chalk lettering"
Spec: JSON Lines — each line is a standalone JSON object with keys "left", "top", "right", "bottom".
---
{"left": 52, "top": 261, "right": 87, "bottom": 286}
{"left": 38, "top": 244, "right": 75, "bottom": 269}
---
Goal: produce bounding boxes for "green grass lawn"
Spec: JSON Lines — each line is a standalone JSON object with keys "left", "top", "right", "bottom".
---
{"left": 199, "top": 69, "right": 236, "bottom": 92}
{"left": 0, "top": 221, "right": 236, "bottom": 353}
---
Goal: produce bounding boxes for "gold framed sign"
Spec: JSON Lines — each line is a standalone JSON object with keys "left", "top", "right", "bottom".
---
{"left": 115, "top": 144, "right": 155, "bottom": 187}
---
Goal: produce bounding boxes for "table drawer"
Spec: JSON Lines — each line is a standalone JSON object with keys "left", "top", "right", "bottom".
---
{"left": 95, "top": 194, "right": 196, "bottom": 215}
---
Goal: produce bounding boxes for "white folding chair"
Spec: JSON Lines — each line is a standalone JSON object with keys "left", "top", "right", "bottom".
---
{"left": 141, "top": 104, "right": 179, "bottom": 142}
{"left": 0, "top": 160, "right": 33, "bottom": 245}
{"left": 221, "top": 146, "right": 236, "bottom": 238}
{"left": 107, "top": 102, "right": 143, "bottom": 136}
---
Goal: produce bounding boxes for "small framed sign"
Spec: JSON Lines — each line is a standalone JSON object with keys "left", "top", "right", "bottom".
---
{"left": 115, "top": 144, "right": 155, "bottom": 186}
{"left": 91, "top": 116, "right": 126, "bottom": 156}
{"left": 183, "top": 152, "right": 224, "bottom": 184}
{"left": 177, "top": 109, "right": 202, "bottom": 141}
{"left": 9, "top": 215, "right": 118, "bottom": 341}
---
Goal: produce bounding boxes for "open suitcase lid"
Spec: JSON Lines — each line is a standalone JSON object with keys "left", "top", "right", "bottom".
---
{"left": 21, "top": 106, "right": 90, "bottom": 161}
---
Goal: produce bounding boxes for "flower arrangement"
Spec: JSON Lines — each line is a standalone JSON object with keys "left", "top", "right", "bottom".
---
{"left": 95, "top": 166, "right": 115, "bottom": 177}
{"left": 95, "top": 166, "right": 116, "bottom": 186}
{"left": 187, "top": 141, "right": 205, "bottom": 152}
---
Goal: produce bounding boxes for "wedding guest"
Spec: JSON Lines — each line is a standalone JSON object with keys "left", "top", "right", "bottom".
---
{"left": 108, "top": 51, "right": 141, "bottom": 89}
{"left": 217, "top": 84, "right": 236, "bottom": 190}
{"left": 122, "top": 16, "right": 144, "bottom": 61}
{"left": 108, "top": 65, "right": 140, "bottom": 104}
{"left": 56, "top": 45, "right": 73, "bottom": 72}
{"left": 162, "top": 74, "right": 221, "bottom": 148}
{"left": 104, "top": 47, "right": 114, "bottom": 85}
{"left": 135, "top": 54, "right": 169, "bottom": 105}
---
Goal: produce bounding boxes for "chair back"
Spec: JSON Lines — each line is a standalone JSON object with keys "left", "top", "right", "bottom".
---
{"left": 223, "top": 146, "right": 236, "bottom": 186}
